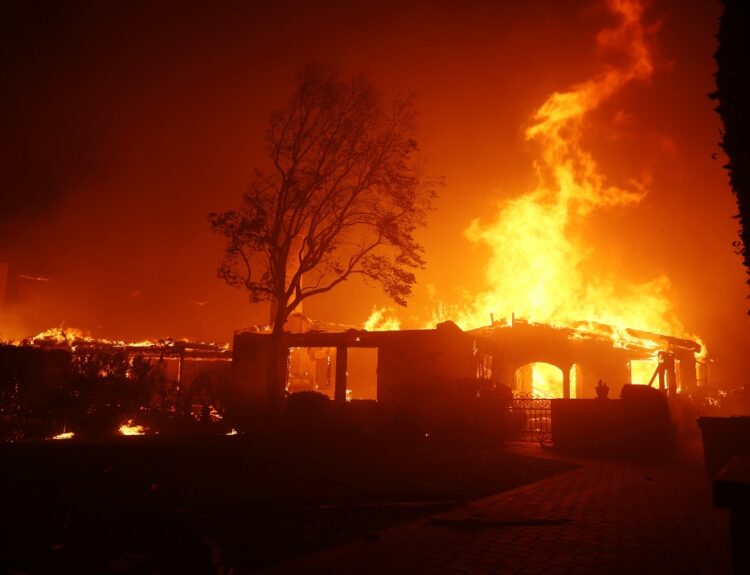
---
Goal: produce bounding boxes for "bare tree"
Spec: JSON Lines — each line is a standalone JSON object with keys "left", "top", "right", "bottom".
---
{"left": 209, "top": 63, "right": 437, "bottom": 406}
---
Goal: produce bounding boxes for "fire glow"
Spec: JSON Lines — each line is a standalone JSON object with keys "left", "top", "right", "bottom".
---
{"left": 457, "top": 0, "right": 690, "bottom": 339}
{"left": 0, "top": 327, "right": 233, "bottom": 440}
{"left": 24, "top": 326, "right": 229, "bottom": 353}
{"left": 363, "top": 307, "right": 402, "bottom": 332}
{"left": 361, "top": 0, "right": 705, "bottom": 398}
{"left": 118, "top": 419, "right": 146, "bottom": 436}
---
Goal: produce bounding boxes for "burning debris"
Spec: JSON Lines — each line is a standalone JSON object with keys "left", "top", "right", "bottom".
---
{"left": 21, "top": 326, "right": 229, "bottom": 354}
{"left": 1, "top": 327, "right": 233, "bottom": 441}
{"left": 471, "top": 317, "right": 702, "bottom": 399}
{"left": 118, "top": 419, "right": 146, "bottom": 436}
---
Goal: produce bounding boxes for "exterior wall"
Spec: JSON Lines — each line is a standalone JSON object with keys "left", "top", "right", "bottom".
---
{"left": 552, "top": 391, "right": 672, "bottom": 456}
{"left": 573, "top": 345, "right": 632, "bottom": 399}
{"left": 0, "top": 345, "right": 71, "bottom": 410}
{"left": 232, "top": 323, "right": 699, "bottom": 411}
{"left": 231, "top": 326, "right": 477, "bottom": 413}
{"left": 473, "top": 323, "right": 679, "bottom": 399}
{"left": 376, "top": 326, "right": 475, "bottom": 413}
{"left": 231, "top": 333, "right": 272, "bottom": 406}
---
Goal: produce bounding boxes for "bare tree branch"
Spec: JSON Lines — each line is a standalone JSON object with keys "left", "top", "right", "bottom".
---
{"left": 209, "top": 62, "right": 438, "bottom": 334}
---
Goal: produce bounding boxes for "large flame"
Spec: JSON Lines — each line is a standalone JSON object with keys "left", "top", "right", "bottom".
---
{"left": 447, "top": 0, "right": 696, "bottom": 344}
{"left": 363, "top": 307, "right": 402, "bottom": 331}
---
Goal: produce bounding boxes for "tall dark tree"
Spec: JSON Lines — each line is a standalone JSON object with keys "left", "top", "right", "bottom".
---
{"left": 210, "top": 63, "right": 437, "bottom": 407}
{"left": 711, "top": 0, "right": 750, "bottom": 310}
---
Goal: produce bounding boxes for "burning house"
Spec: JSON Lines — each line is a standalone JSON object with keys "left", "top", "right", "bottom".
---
{"left": 0, "top": 0, "right": 743, "bottom": 447}
{"left": 232, "top": 317, "right": 475, "bottom": 414}
{"left": 229, "top": 311, "right": 705, "bottom": 452}
{"left": 472, "top": 319, "right": 703, "bottom": 400}
{"left": 231, "top": 314, "right": 704, "bottom": 417}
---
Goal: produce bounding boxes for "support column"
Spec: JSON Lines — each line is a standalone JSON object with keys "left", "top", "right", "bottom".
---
{"left": 657, "top": 352, "right": 665, "bottom": 392}
{"left": 562, "top": 366, "right": 571, "bottom": 399}
{"left": 664, "top": 353, "right": 677, "bottom": 397}
{"left": 335, "top": 346, "right": 348, "bottom": 404}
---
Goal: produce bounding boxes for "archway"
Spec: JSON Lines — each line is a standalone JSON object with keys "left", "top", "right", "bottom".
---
{"left": 514, "top": 362, "right": 564, "bottom": 398}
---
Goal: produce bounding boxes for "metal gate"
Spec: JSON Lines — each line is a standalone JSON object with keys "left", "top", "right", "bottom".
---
{"left": 509, "top": 394, "right": 552, "bottom": 443}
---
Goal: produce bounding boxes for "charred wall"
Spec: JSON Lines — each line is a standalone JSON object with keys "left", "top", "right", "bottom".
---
{"left": 376, "top": 324, "right": 475, "bottom": 412}
{"left": 231, "top": 324, "right": 477, "bottom": 412}
{"left": 472, "top": 323, "right": 697, "bottom": 399}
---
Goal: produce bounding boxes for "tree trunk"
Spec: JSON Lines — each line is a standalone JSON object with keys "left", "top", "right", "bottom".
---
{"left": 266, "top": 303, "right": 288, "bottom": 413}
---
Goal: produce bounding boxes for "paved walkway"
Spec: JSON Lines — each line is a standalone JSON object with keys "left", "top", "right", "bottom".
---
{"left": 259, "top": 444, "right": 732, "bottom": 574}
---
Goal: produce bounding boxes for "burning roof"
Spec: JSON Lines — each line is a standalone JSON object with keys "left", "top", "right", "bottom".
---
{"left": 17, "top": 326, "right": 231, "bottom": 359}
{"left": 470, "top": 317, "right": 701, "bottom": 356}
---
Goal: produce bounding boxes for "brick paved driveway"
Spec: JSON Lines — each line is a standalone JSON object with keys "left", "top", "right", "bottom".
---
{"left": 260, "top": 445, "right": 731, "bottom": 574}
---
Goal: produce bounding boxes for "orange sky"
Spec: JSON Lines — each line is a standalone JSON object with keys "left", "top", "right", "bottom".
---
{"left": 1, "top": 0, "right": 747, "bottom": 383}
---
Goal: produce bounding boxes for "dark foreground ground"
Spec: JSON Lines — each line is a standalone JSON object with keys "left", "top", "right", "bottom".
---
{"left": 262, "top": 442, "right": 732, "bottom": 575}
{"left": 0, "top": 431, "right": 576, "bottom": 574}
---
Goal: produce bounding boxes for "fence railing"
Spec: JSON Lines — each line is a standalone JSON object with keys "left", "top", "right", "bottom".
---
{"left": 509, "top": 394, "right": 552, "bottom": 443}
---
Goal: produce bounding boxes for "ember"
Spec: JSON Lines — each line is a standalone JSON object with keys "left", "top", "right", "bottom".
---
{"left": 1, "top": 327, "right": 233, "bottom": 441}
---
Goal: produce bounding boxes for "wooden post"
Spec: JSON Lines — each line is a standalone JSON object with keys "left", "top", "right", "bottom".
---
{"left": 664, "top": 353, "right": 677, "bottom": 397}
{"left": 335, "top": 346, "right": 347, "bottom": 404}
{"left": 562, "top": 367, "right": 571, "bottom": 399}
{"left": 658, "top": 352, "right": 666, "bottom": 392}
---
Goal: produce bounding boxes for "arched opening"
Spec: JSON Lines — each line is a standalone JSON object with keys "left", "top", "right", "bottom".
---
{"left": 514, "top": 362, "right": 564, "bottom": 398}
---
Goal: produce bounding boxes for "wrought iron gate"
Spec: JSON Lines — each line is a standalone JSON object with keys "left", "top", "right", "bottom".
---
{"left": 509, "top": 394, "right": 552, "bottom": 443}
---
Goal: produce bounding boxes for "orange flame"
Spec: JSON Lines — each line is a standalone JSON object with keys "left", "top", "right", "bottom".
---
{"left": 363, "top": 307, "right": 402, "bottom": 331}
{"left": 531, "top": 363, "right": 565, "bottom": 398}
{"left": 448, "top": 0, "right": 699, "bottom": 348}
{"left": 29, "top": 326, "right": 97, "bottom": 347}
{"left": 118, "top": 419, "right": 146, "bottom": 436}
{"left": 23, "top": 326, "right": 230, "bottom": 352}
{"left": 49, "top": 430, "right": 75, "bottom": 440}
